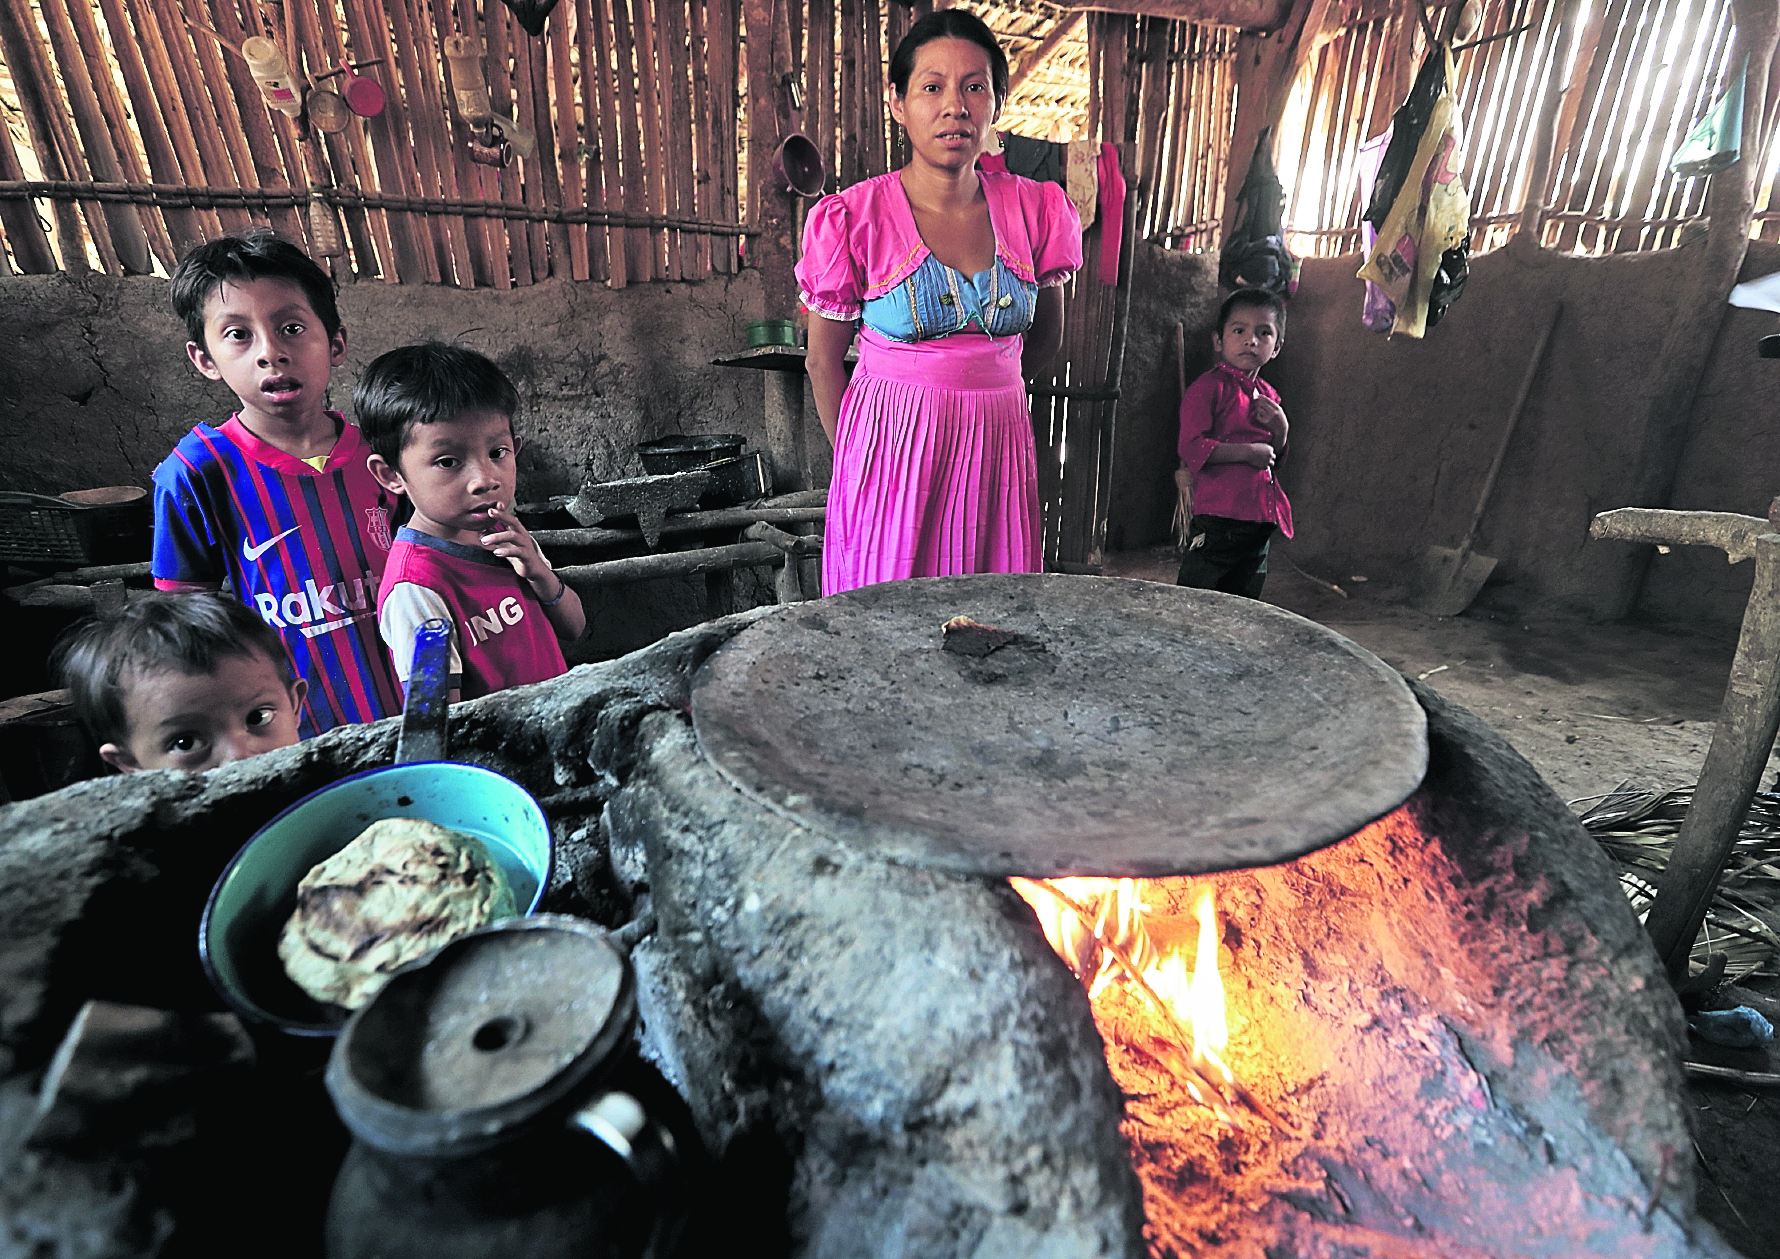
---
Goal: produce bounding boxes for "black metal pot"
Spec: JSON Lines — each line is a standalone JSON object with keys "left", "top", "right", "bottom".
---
{"left": 323, "top": 916, "right": 696, "bottom": 1259}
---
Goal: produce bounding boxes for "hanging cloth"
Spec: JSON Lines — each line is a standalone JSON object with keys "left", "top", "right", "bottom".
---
{"left": 1066, "top": 140, "right": 1100, "bottom": 231}
{"left": 1671, "top": 55, "right": 1748, "bottom": 177}
{"left": 1097, "top": 142, "right": 1125, "bottom": 285}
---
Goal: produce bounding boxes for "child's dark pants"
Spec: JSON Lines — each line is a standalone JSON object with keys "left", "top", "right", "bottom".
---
{"left": 1176, "top": 515, "right": 1277, "bottom": 599}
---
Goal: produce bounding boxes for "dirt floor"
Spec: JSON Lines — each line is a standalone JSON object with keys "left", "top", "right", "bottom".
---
{"left": 1104, "top": 546, "right": 1780, "bottom": 1259}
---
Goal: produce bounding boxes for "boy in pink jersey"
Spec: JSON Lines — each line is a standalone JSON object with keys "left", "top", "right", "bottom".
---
{"left": 358, "top": 343, "right": 586, "bottom": 702}
{"left": 153, "top": 230, "right": 401, "bottom": 736}
{"left": 1174, "top": 288, "right": 1295, "bottom": 599}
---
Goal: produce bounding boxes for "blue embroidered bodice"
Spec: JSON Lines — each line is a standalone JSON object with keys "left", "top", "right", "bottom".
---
{"left": 860, "top": 253, "right": 1038, "bottom": 342}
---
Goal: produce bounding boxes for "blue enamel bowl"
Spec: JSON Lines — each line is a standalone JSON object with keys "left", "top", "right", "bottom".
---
{"left": 200, "top": 761, "right": 552, "bottom": 1037}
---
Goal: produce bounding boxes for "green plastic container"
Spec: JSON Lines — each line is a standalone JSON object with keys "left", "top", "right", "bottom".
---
{"left": 745, "top": 318, "right": 797, "bottom": 348}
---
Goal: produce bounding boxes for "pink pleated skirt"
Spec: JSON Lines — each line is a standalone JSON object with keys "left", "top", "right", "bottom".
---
{"left": 823, "top": 328, "right": 1042, "bottom": 596}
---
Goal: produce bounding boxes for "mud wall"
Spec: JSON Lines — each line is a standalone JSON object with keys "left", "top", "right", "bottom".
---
{"left": 1103, "top": 242, "right": 1221, "bottom": 556}
{"left": 1114, "top": 234, "right": 1780, "bottom": 633}
{"left": 0, "top": 268, "right": 767, "bottom": 500}
{"left": 0, "top": 269, "right": 785, "bottom": 661}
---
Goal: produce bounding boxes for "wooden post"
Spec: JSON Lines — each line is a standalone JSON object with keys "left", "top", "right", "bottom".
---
{"left": 1610, "top": 0, "right": 1780, "bottom": 619}
{"left": 1590, "top": 501, "right": 1780, "bottom": 982}
{"left": 745, "top": 0, "right": 797, "bottom": 314}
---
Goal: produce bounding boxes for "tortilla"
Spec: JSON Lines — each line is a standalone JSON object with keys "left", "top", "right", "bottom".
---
{"left": 278, "top": 817, "right": 518, "bottom": 1010}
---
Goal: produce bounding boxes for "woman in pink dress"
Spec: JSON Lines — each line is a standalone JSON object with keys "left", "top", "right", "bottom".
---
{"left": 798, "top": 8, "right": 1083, "bottom": 595}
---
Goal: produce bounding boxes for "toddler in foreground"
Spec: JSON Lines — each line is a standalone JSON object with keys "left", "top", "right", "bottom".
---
{"left": 358, "top": 343, "right": 586, "bottom": 702}
{"left": 57, "top": 592, "right": 305, "bottom": 773}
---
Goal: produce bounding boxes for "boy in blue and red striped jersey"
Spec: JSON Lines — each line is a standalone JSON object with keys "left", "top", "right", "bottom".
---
{"left": 151, "top": 230, "right": 402, "bottom": 737}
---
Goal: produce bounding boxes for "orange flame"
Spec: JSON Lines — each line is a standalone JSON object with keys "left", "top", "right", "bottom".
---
{"left": 1014, "top": 878, "right": 1235, "bottom": 1093}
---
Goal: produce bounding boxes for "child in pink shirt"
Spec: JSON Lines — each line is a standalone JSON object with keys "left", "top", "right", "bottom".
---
{"left": 1175, "top": 288, "right": 1295, "bottom": 598}
{"left": 357, "top": 343, "right": 586, "bottom": 701}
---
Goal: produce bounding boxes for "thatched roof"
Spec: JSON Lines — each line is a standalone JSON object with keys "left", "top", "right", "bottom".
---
{"left": 983, "top": 1, "right": 1093, "bottom": 141}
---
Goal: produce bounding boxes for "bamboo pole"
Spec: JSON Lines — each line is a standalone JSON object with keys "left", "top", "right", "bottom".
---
{"left": 287, "top": 0, "right": 366, "bottom": 273}
{"left": 839, "top": 0, "right": 860, "bottom": 185}
{"left": 191, "top": 0, "right": 284, "bottom": 238}
{"left": 579, "top": 0, "right": 618, "bottom": 283}
{"left": 385, "top": 0, "right": 454, "bottom": 281}
{"left": 1156, "top": 22, "right": 1186, "bottom": 237}
{"left": 861, "top": 0, "right": 885, "bottom": 175}
{"left": 340, "top": 0, "right": 428, "bottom": 282}
{"left": 1644, "top": 3, "right": 1736, "bottom": 250}
{"left": 445, "top": 0, "right": 501, "bottom": 287}
{"left": 404, "top": 0, "right": 477, "bottom": 284}
{"left": 550, "top": 13, "right": 589, "bottom": 280}
{"left": 712, "top": 0, "right": 741, "bottom": 272}
{"left": 658, "top": 0, "right": 690, "bottom": 277}
{"left": 633, "top": 0, "right": 670, "bottom": 278}
{"left": 96, "top": 0, "right": 202, "bottom": 259}
{"left": 294, "top": 0, "right": 388, "bottom": 278}
{"left": 809, "top": 0, "right": 834, "bottom": 193}
{"left": 486, "top": 7, "right": 532, "bottom": 284}
{"left": 507, "top": 30, "right": 549, "bottom": 279}
{"left": 611, "top": 0, "right": 651, "bottom": 281}
{"left": 688, "top": 0, "right": 714, "bottom": 277}
{"left": 515, "top": 26, "right": 566, "bottom": 278}
{"left": 1515, "top": 0, "right": 1583, "bottom": 239}
{"left": 1086, "top": 11, "right": 1101, "bottom": 142}
{"left": 47, "top": 0, "right": 165, "bottom": 271}
{"left": 1550, "top": 0, "right": 1627, "bottom": 252}
{"left": 0, "top": 180, "right": 759, "bottom": 229}
{"left": 1135, "top": 18, "right": 1169, "bottom": 234}
{"left": 885, "top": 0, "right": 909, "bottom": 169}
{"left": 0, "top": 0, "right": 98, "bottom": 273}
{"left": 0, "top": 98, "right": 54, "bottom": 272}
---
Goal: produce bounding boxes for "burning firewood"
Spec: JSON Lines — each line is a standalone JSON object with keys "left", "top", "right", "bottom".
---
{"left": 1012, "top": 877, "right": 1290, "bottom": 1134}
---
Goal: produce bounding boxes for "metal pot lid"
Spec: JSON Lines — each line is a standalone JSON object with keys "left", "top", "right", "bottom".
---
{"left": 327, "top": 916, "right": 635, "bottom": 1158}
{"left": 691, "top": 575, "right": 1428, "bottom": 877}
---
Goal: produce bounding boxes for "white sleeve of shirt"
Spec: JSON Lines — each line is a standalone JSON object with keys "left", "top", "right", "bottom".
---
{"left": 378, "top": 581, "right": 464, "bottom": 686}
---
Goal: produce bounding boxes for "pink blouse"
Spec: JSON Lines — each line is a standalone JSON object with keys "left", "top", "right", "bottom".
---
{"left": 796, "top": 170, "right": 1083, "bottom": 322}
{"left": 1178, "top": 362, "right": 1294, "bottom": 538}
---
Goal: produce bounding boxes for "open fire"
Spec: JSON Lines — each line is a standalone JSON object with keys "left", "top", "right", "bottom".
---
{"left": 1007, "top": 797, "right": 1704, "bottom": 1258}
{"left": 1012, "top": 877, "right": 1252, "bottom": 1125}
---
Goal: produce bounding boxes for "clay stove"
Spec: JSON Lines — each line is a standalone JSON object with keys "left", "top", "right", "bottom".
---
{"left": 0, "top": 577, "right": 1742, "bottom": 1257}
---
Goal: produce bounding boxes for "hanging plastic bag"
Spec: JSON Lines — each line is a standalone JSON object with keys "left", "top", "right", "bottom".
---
{"left": 1357, "top": 128, "right": 1396, "bottom": 332}
{"left": 1363, "top": 51, "right": 1447, "bottom": 228}
{"left": 1424, "top": 235, "right": 1470, "bottom": 330}
{"left": 1220, "top": 128, "right": 1296, "bottom": 296}
{"left": 1357, "top": 47, "right": 1472, "bottom": 338}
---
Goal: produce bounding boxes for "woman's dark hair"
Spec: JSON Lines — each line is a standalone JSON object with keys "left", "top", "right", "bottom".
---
{"left": 888, "top": 8, "right": 1009, "bottom": 107}
{"left": 354, "top": 341, "right": 521, "bottom": 467}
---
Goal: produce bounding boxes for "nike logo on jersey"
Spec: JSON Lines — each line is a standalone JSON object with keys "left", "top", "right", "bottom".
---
{"left": 243, "top": 525, "right": 300, "bottom": 562}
